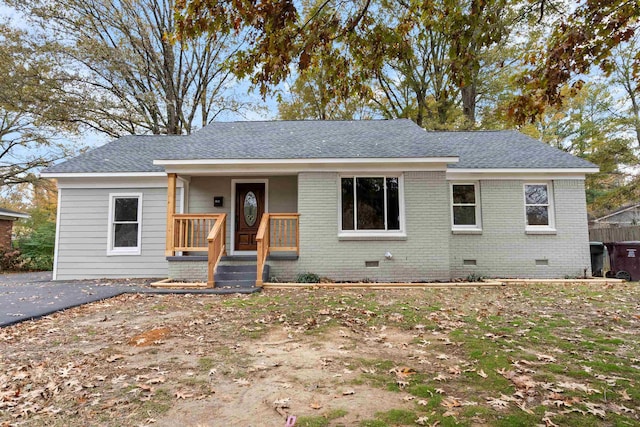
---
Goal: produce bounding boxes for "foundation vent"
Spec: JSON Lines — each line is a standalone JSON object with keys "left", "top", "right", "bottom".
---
{"left": 365, "top": 261, "right": 379, "bottom": 268}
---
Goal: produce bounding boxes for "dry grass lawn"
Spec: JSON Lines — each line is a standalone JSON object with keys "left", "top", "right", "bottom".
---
{"left": 1, "top": 282, "right": 639, "bottom": 426}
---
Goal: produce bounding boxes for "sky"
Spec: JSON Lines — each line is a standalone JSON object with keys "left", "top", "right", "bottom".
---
{"left": 0, "top": 3, "right": 281, "bottom": 152}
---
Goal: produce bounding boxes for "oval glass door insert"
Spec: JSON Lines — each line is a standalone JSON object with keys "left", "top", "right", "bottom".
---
{"left": 244, "top": 191, "right": 258, "bottom": 226}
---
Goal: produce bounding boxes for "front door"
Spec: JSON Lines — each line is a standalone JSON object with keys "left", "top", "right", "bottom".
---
{"left": 235, "top": 183, "right": 265, "bottom": 251}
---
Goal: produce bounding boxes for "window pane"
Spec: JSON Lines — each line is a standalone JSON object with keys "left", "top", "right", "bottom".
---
{"left": 114, "top": 223, "right": 138, "bottom": 247}
{"left": 244, "top": 191, "right": 258, "bottom": 226}
{"left": 526, "top": 206, "right": 549, "bottom": 225}
{"left": 115, "top": 198, "right": 138, "bottom": 222}
{"left": 453, "top": 206, "right": 476, "bottom": 225}
{"left": 453, "top": 185, "right": 475, "bottom": 204}
{"left": 356, "top": 177, "right": 385, "bottom": 230}
{"left": 386, "top": 177, "right": 400, "bottom": 230}
{"left": 525, "top": 185, "right": 548, "bottom": 204}
{"left": 341, "top": 178, "right": 354, "bottom": 230}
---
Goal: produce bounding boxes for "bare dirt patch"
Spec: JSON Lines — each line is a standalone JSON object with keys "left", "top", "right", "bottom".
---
{"left": 1, "top": 284, "right": 640, "bottom": 426}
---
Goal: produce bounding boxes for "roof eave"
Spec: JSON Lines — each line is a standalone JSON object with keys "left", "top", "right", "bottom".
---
{"left": 0, "top": 213, "right": 30, "bottom": 220}
{"left": 40, "top": 172, "right": 167, "bottom": 179}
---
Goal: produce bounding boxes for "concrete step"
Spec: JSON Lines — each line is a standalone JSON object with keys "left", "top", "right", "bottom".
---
{"left": 215, "top": 279, "right": 258, "bottom": 288}
{"left": 217, "top": 264, "right": 256, "bottom": 273}
{"left": 214, "top": 264, "right": 270, "bottom": 287}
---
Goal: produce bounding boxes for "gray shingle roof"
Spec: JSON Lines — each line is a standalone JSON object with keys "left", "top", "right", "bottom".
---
{"left": 433, "top": 130, "right": 596, "bottom": 169}
{"left": 43, "top": 119, "right": 596, "bottom": 174}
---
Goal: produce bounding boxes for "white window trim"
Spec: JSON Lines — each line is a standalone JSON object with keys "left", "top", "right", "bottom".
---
{"left": 450, "top": 182, "right": 482, "bottom": 232}
{"left": 524, "top": 182, "right": 556, "bottom": 232}
{"left": 107, "top": 193, "right": 143, "bottom": 256}
{"left": 338, "top": 174, "right": 406, "bottom": 238}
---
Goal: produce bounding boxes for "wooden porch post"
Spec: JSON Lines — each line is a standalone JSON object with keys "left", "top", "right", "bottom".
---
{"left": 165, "top": 173, "right": 177, "bottom": 256}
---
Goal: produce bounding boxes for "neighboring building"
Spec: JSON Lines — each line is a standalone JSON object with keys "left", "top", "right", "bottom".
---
{"left": 41, "top": 120, "right": 598, "bottom": 283}
{"left": 0, "top": 208, "right": 30, "bottom": 251}
{"left": 591, "top": 203, "right": 640, "bottom": 227}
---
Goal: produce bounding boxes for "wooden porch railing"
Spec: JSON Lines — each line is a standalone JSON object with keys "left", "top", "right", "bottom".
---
{"left": 172, "top": 214, "right": 223, "bottom": 252}
{"left": 207, "top": 214, "right": 227, "bottom": 288}
{"left": 256, "top": 213, "right": 300, "bottom": 286}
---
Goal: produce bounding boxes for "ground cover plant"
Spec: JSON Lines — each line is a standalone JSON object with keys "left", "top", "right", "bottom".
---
{"left": 1, "top": 282, "right": 639, "bottom": 426}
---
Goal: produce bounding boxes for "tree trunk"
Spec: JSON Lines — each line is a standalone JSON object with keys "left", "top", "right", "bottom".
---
{"left": 461, "top": 84, "right": 477, "bottom": 126}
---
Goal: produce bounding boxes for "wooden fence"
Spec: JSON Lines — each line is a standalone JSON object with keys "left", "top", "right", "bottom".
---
{"left": 589, "top": 225, "right": 640, "bottom": 243}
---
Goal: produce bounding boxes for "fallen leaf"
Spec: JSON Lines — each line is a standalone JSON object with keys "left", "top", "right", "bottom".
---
{"left": 441, "top": 397, "right": 461, "bottom": 408}
{"left": 447, "top": 366, "right": 461, "bottom": 376}
{"left": 342, "top": 390, "right": 355, "bottom": 395}
{"left": 175, "top": 391, "right": 193, "bottom": 399}
{"left": 310, "top": 402, "right": 322, "bottom": 410}
{"left": 487, "top": 398, "right": 509, "bottom": 408}
{"left": 137, "top": 384, "right": 153, "bottom": 392}
{"left": 433, "top": 373, "right": 449, "bottom": 382}
{"left": 273, "top": 398, "right": 290, "bottom": 408}
{"left": 585, "top": 402, "right": 605, "bottom": 418}
{"left": 478, "top": 369, "right": 488, "bottom": 378}
{"left": 106, "top": 354, "right": 125, "bottom": 363}
{"left": 537, "top": 354, "right": 557, "bottom": 363}
{"left": 415, "top": 416, "right": 429, "bottom": 425}
{"left": 517, "top": 401, "right": 534, "bottom": 414}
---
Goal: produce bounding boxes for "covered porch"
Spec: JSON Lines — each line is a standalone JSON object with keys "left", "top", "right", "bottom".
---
{"left": 163, "top": 173, "right": 300, "bottom": 288}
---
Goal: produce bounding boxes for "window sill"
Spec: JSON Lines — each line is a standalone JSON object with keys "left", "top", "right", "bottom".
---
{"left": 525, "top": 228, "right": 557, "bottom": 235}
{"left": 452, "top": 228, "right": 482, "bottom": 235}
{"left": 338, "top": 232, "right": 407, "bottom": 241}
{"left": 107, "top": 249, "right": 141, "bottom": 256}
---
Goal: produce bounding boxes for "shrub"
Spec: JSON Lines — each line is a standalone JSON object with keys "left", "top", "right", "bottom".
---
{"left": 466, "top": 273, "right": 484, "bottom": 282}
{"left": 0, "top": 249, "right": 25, "bottom": 271}
{"left": 296, "top": 272, "right": 321, "bottom": 283}
{"left": 16, "top": 221, "right": 55, "bottom": 271}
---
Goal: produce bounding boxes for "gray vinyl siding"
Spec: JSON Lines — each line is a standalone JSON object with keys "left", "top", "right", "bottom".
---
{"left": 188, "top": 176, "right": 298, "bottom": 250}
{"left": 274, "top": 171, "right": 451, "bottom": 282}
{"left": 55, "top": 187, "right": 168, "bottom": 280}
{"left": 449, "top": 179, "right": 591, "bottom": 279}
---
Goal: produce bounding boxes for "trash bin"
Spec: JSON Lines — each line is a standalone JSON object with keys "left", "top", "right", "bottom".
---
{"left": 604, "top": 241, "right": 640, "bottom": 281}
{"left": 590, "top": 242, "right": 605, "bottom": 277}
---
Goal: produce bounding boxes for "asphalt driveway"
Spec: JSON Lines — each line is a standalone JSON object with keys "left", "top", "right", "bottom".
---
{"left": 0, "top": 272, "right": 149, "bottom": 327}
{"left": 0, "top": 272, "right": 259, "bottom": 327}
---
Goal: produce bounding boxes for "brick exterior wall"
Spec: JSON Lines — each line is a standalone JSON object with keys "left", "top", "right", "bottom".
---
{"left": 0, "top": 220, "right": 13, "bottom": 251}
{"left": 449, "top": 179, "right": 591, "bottom": 279}
{"left": 167, "top": 176, "right": 591, "bottom": 283}
{"left": 269, "top": 175, "right": 591, "bottom": 282}
{"left": 168, "top": 259, "right": 208, "bottom": 282}
{"left": 269, "top": 171, "right": 451, "bottom": 282}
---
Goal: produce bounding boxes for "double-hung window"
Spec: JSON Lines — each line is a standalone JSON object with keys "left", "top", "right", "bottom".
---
{"left": 340, "top": 176, "right": 403, "bottom": 234}
{"left": 524, "top": 183, "right": 554, "bottom": 230}
{"left": 108, "top": 193, "right": 142, "bottom": 255}
{"left": 451, "top": 183, "right": 481, "bottom": 230}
